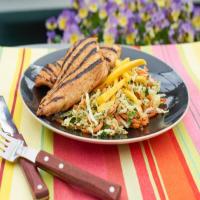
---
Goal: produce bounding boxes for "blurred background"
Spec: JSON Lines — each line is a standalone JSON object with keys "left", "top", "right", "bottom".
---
{"left": 0, "top": 0, "right": 199, "bottom": 46}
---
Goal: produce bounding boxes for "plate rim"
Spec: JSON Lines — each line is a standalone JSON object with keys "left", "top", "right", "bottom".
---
{"left": 19, "top": 45, "right": 190, "bottom": 144}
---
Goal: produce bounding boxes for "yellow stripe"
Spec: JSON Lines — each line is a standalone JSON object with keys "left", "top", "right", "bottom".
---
{"left": 148, "top": 141, "right": 169, "bottom": 200}
{"left": 173, "top": 123, "right": 200, "bottom": 190}
{"left": 118, "top": 145, "right": 143, "bottom": 200}
{"left": 0, "top": 48, "right": 19, "bottom": 104}
{"left": 10, "top": 48, "right": 50, "bottom": 200}
{"left": 140, "top": 143, "right": 161, "bottom": 200}
{"left": 176, "top": 45, "right": 200, "bottom": 91}
{"left": 0, "top": 48, "right": 19, "bottom": 169}
{"left": 0, "top": 49, "right": 29, "bottom": 200}
{"left": 181, "top": 43, "right": 200, "bottom": 78}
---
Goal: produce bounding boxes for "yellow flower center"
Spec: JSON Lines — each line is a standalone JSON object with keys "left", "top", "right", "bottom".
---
{"left": 114, "top": 0, "right": 122, "bottom": 5}
{"left": 103, "top": 34, "right": 115, "bottom": 44}
{"left": 141, "top": 13, "right": 149, "bottom": 21}
{"left": 99, "top": 10, "right": 107, "bottom": 19}
{"left": 156, "top": 0, "right": 165, "bottom": 8}
{"left": 192, "top": 16, "right": 200, "bottom": 29}
{"left": 79, "top": 8, "right": 88, "bottom": 19}
{"left": 185, "top": 33, "right": 194, "bottom": 42}
{"left": 46, "top": 22, "right": 57, "bottom": 30}
{"left": 118, "top": 16, "right": 127, "bottom": 27}
{"left": 89, "top": 4, "right": 98, "bottom": 13}
{"left": 148, "top": 28, "right": 155, "bottom": 39}
{"left": 70, "top": 33, "right": 79, "bottom": 44}
{"left": 126, "top": 34, "right": 135, "bottom": 45}
{"left": 171, "top": 23, "right": 179, "bottom": 29}
{"left": 73, "top": 2, "right": 78, "bottom": 9}
{"left": 171, "top": 11, "right": 180, "bottom": 21}
{"left": 129, "top": 3, "right": 136, "bottom": 11}
{"left": 58, "top": 17, "right": 67, "bottom": 30}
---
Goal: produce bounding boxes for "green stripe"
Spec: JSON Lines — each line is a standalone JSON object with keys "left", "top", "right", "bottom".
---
{"left": 176, "top": 45, "right": 200, "bottom": 91}
{"left": 173, "top": 124, "right": 200, "bottom": 190}
{"left": 41, "top": 126, "right": 54, "bottom": 200}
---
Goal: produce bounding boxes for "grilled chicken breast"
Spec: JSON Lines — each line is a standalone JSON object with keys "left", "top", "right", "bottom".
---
{"left": 37, "top": 37, "right": 109, "bottom": 116}
{"left": 34, "top": 43, "right": 121, "bottom": 89}
{"left": 35, "top": 58, "right": 64, "bottom": 88}
{"left": 100, "top": 44, "right": 121, "bottom": 67}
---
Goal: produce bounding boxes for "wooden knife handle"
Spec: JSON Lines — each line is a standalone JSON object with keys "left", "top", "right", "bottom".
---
{"left": 16, "top": 134, "right": 49, "bottom": 200}
{"left": 36, "top": 151, "right": 121, "bottom": 200}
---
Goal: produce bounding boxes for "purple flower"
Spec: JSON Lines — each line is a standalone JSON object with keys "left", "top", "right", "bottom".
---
{"left": 107, "top": 14, "right": 118, "bottom": 28}
{"left": 178, "top": 22, "right": 195, "bottom": 42}
{"left": 105, "top": 2, "right": 118, "bottom": 15}
{"left": 46, "top": 17, "right": 57, "bottom": 30}
{"left": 46, "top": 31, "right": 56, "bottom": 43}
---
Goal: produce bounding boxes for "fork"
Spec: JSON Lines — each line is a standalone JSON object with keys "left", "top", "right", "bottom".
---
{"left": 0, "top": 130, "right": 121, "bottom": 200}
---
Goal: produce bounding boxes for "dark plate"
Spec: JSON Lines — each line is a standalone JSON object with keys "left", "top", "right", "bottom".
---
{"left": 20, "top": 45, "right": 189, "bottom": 144}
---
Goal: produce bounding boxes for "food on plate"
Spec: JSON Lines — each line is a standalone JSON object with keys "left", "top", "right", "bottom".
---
{"left": 35, "top": 58, "right": 64, "bottom": 88}
{"left": 36, "top": 37, "right": 110, "bottom": 116}
{"left": 35, "top": 42, "right": 121, "bottom": 88}
{"left": 100, "top": 44, "right": 121, "bottom": 67}
{"left": 35, "top": 37, "right": 168, "bottom": 137}
{"left": 55, "top": 57, "right": 168, "bottom": 137}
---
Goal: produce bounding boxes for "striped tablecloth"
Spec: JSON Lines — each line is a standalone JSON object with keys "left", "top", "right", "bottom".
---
{"left": 0, "top": 42, "right": 199, "bottom": 200}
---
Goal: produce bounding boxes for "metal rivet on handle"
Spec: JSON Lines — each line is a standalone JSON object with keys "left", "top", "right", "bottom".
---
{"left": 109, "top": 186, "right": 115, "bottom": 193}
{"left": 37, "top": 184, "right": 43, "bottom": 190}
{"left": 44, "top": 156, "right": 49, "bottom": 162}
{"left": 58, "top": 163, "right": 64, "bottom": 169}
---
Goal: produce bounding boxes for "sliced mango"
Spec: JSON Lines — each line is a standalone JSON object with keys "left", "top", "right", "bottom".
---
{"left": 103, "top": 59, "right": 146, "bottom": 86}
{"left": 135, "top": 76, "right": 147, "bottom": 85}
{"left": 97, "top": 79, "right": 126, "bottom": 105}
{"left": 98, "top": 99, "right": 115, "bottom": 112}
{"left": 123, "top": 89, "right": 141, "bottom": 105}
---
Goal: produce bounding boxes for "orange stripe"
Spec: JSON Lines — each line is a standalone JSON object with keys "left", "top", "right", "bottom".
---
{"left": 169, "top": 130, "right": 200, "bottom": 198}
{"left": 149, "top": 130, "right": 199, "bottom": 200}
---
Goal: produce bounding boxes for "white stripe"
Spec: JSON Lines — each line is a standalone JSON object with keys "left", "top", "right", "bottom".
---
{"left": 118, "top": 145, "right": 143, "bottom": 200}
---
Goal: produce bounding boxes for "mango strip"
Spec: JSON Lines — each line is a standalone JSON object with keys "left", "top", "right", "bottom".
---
{"left": 115, "top": 57, "right": 130, "bottom": 68}
{"left": 103, "top": 59, "right": 146, "bottom": 86}
{"left": 97, "top": 79, "right": 126, "bottom": 105}
{"left": 135, "top": 76, "right": 147, "bottom": 85}
{"left": 123, "top": 89, "right": 141, "bottom": 105}
{"left": 97, "top": 99, "right": 115, "bottom": 112}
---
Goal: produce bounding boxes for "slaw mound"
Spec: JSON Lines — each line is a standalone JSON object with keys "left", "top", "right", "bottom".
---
{"left": 55, "top": 57, "right": 168, "bottom": 137}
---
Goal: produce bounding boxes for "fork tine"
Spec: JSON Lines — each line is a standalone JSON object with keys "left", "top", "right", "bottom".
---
{"left": 0, "top": 136, "right": 9, "bottom": 146}
{"left": 0, "top": 130, "right": 13, "bottom": 142}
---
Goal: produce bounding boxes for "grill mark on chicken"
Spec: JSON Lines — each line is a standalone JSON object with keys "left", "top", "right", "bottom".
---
{"left": 45, "top": 65, "right": 58, "bottom": 77}
{"left": 104, "top": 57, "right": 111, "bottom": 62}
{"left": 60, "top": 47, "right": 97, "bottom": 83}
{"left": 61, "top": 37, "right": 88, "bottom": 69}
{"left": 49, "top": 96, "right": 64, "bottom": 103}
{"left": 35, "top": 74, "right": 54, "bottom": 84}
{"left": 59, "top": 40, "right": 96, "bottom": 81}
{"left": 100, "top": 46, "right": 118, "bottom": 53}
{"left": 43, "top": 59, "right": 103, "bottom": 107}
{"left": 58, "top": 59, "right": 102, "bottom": 90}
{"left": 56, "top": 62, "right": 62, "bottom": 68}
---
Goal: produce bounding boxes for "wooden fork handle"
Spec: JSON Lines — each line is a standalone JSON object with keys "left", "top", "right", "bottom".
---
{"left": 16, "top": 134, "right": 49, "bottom": 200}
{"left": 36, "top": 151, "right": 121, "bottom": 200}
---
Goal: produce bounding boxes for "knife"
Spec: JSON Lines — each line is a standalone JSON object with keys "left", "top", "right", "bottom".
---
{"left": 0, "top": 96, "right": 49, "bottom": 200}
